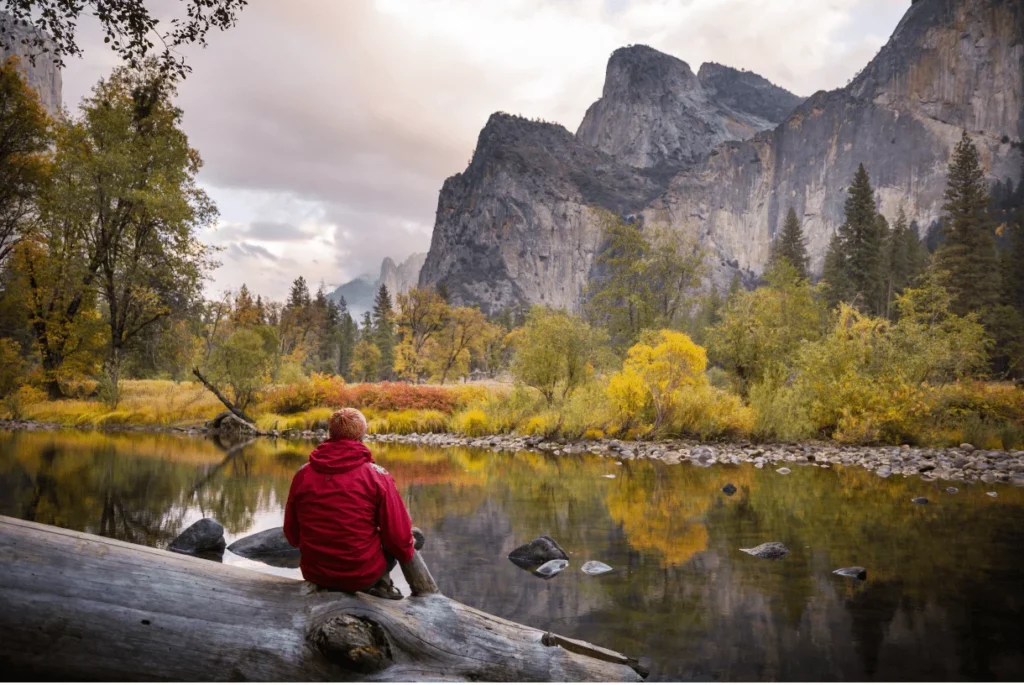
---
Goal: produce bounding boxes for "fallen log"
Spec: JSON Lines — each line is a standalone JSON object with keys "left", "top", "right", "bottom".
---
{"left": 0, "top": 516, "right": 645, "bottom": 681}
{"left": 192, "top": 366, "right": 257, "bottom": 425}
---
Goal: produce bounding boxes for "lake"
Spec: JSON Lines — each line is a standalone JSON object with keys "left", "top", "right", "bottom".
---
{"left": 1, "top": 429, "right": 1023, "bottom": 680}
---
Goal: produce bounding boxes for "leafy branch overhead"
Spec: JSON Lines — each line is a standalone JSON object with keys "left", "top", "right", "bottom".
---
{"left": 1, "top": 0, "right": 247, "bottom": 79}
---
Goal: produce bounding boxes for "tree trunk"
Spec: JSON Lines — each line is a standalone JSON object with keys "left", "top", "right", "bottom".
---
{"left": 192, "top": 366, "right": 257, "bottom": 424}
{"left": 0, "top": 516, "right": 644, "bottom": 681}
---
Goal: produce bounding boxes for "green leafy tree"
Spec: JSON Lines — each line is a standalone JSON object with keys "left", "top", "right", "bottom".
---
{"left": 707, "top": 260, "right": 826, "bottom": 394}
{"left": 934, "top": 132, "right": 1001, "bottom": 317}
{"left": 208, "top": 326, "right": 277, "bottom": 411}
{"left": 395, "top": 287, "right": 450, "bottom": 382}
{"left": 426, "top": 306, "right": 494, "bottom": 384}
{"left": 350, "top": 339, "right": 381, "bottom": 383}
{"left": 587, "top": 213, "right": 704, "bottom": 350}
{"left": 512, "top": 307, "right": 606, "bottom": 403}
{"left": 768, "top": 208, "right": 810, "bottom": 279}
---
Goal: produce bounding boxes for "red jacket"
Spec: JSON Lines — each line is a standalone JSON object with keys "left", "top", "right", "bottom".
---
{"left": 283, "top": 439, "right": 415, "bottom": 591}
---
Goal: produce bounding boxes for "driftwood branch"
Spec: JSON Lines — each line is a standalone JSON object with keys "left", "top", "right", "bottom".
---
{"left": 0, "top": 516, "right": 644, "bottom": 681}
{"left": 191, "top": 366, "right": 256, "bottom": 424}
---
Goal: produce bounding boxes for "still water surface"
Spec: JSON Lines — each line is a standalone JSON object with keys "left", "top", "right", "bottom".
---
{"left": 2, "top": 429, "right": 1023, "bottom": 680}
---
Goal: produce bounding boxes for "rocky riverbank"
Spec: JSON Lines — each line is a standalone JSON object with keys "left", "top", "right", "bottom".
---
{"left": 2, "top": 418, "right": 1022, "bottom": 486}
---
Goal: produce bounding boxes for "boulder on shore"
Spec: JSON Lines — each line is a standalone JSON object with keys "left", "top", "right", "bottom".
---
{"left": 508, "top": 536, "right": 569, "bottom": 567}
{"left": 227, "top": 527, "right": 300, "bottom": 568}
{"left": 169, "top": 518, "right": 225, "bottom": 555}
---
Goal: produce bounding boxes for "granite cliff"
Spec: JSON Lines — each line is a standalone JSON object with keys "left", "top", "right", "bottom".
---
{"left": 0, "top": 13, "right": 62, "bottom": 116}
{"left": 422, "top": 0, "right": 1024, "bottom": 311}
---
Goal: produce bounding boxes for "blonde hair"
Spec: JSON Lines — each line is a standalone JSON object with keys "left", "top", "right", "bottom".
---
{"left": 328, "top": 408, "right": 368, "bottom": 440}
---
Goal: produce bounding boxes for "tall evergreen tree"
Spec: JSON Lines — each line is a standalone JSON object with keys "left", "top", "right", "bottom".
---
{"left": 372, "top": 284, "right": 396, "bottom": 380}
{"left": 337, "top": 297, "right": 357, "bottom": 380}
{"left": 287, "top": 276, "right": 311, "bottom": 310}
{"left": 834, "top": 164, "right": 886, "bottom": 314}
{"left": 883, "top": 209, "right": 927, "bottom": 318}
{"left": 934, "top": 131, "right": 1001, "bottom": 317}
{"left": 821, "top": 232, "right": 851, "bottom": 308}
{"left": 768, "top": 208, "right": 810, "bottom": 279}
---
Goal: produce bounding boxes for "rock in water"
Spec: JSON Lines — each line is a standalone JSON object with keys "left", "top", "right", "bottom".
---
{"left": 227, "top": 527, "right": 300, "bottom": 568}
{"left": 986, "top": 492, "right": 998, "bottom": 498}
{"left": 534, "top": 559, "right": 569, "bottom": 578}
{"left": 911, "top": 497, "right": 928, "bottom": 504}
{"left": 776, "top": 467, "right": 791, "bottom": 475}
{"left": 833, "top": 566, "right": 868, "bottom": 580}
{"left": 581, "top": 561, "right": 613, "bottom": 576}
{"left": 169, "top": 518, "right": 225, "bottom": 555}
{"left": 721, "top": 483, "right": 738, "bottom": 496}
{"left": 739, "top": 542, "right": 789, "bottom": 559}
{"left": 946, "top": 487, "right": 959, "bottom": 494}
{"left": 508, "top": 536, "right": 569, "bottom": 567}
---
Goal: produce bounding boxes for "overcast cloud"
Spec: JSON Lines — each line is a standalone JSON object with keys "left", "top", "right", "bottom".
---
{"left": 58, "top": 0, "right": 910, "bottom": 301}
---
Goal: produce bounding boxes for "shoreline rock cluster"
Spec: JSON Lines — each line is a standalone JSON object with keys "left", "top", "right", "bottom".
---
{"left": 2, "top": 418, "right": 1022, "bottom": 487}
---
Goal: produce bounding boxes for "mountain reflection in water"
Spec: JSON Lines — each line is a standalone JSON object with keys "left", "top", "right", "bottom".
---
{"left": 1, "top": 429, "right": 1023, "bottom": 680}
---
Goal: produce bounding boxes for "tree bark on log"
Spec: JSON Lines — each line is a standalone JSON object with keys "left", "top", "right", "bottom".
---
{"left": 192, "top": 366, "right": 257, "bottom": 425}
{"left": 0, "top": 516, "right": 645, "bottom": 681}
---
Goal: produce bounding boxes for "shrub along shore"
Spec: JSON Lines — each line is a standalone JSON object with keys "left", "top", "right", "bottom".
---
{"left": 2, "top": 374, "right": 1023, "bottom": 454}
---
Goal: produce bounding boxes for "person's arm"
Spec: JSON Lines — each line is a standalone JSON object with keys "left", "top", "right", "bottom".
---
{"left": 283, "top": 468, "right": 304, "bottom": 547}
{"left": 376, "top": 471, "right": 415, "bottom": 564}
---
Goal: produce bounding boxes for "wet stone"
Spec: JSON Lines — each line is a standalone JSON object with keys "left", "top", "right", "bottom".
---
{"left": 227, "top": 527, "right": 300, "bottom": 568}
{"left": 912, "top": 497, "right": 929, "bottom": 505}
{"left": 169, "top": 518, "right": 225, "bottom": 555}
{"left": 987, "top": 492, "right": 998, "bottom": 498}
{"left": 581, "top": 561, "right": 613, "bottom": 576}
{"left": 740, "top": 542, "right": 789, "bottom": 560}
{"left": 776, "top": 467, "right": 791, "bottom": 475}
{"left": 508, "top": 536, "right": 569, "bottom": 566}
{"left": 833, "top": 566, "right": 868, "bottom": 580}
{"left": 534, "top": 559, "right": 569, "bottom": 578}
{"left": 721, "top": 483, "right": 738, "bottom": 496}
{"left": 946, "top": 487, "right": 959, "bottom": 494}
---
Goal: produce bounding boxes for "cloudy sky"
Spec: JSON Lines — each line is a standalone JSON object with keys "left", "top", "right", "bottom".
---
{"left": 59, "top": 0, "right": 911, "bottom": 301}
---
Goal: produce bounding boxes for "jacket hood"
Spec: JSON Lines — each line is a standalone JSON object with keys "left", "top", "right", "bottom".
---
{"left": 308, "top": 439, "right": 373, "bottom": 475}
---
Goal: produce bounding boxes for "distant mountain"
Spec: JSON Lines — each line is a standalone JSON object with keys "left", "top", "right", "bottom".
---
{"left": 329, "top": 253, "right": 426, "bottom": 318}
{"left": 420, "top": 0, "right": 1024, "bottom": 312}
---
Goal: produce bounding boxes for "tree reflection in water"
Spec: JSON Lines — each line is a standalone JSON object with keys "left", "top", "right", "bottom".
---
{"left": 1, "top": 429, "right": 1023, "bottom": 680}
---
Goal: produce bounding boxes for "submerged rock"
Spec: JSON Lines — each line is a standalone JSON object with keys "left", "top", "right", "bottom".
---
{"left": 740, "top": 542, "right": 789, "bottom": 559}
{"left": 986, "top": 491, "right": 998, "bottom": 498}
{"left": 833, "top": 566, "right": 868, "bottom": 580}
{"left": 508, "top": 536, "right": 569, "bottom": 566}
{"left": 946, "top": 487, "right": 959, "bottom": 494}
{"left": 721, "top": 483, "right": 738, "bottom": 496}
{"left": 911, "top": 497, "right": 928, "bottom": 504}
{"left": 534, "top": 559, "right": 569, "bottom": 578}
{"left": 581, "top": 561, "right": 613, "bottom": 576}
{"left": 169, "top": 518, "right": 225, "bottom": 555}
{"left": 776, "top": 467, "right": 791, "bottom": 475}
{"left": 227, "top": 527, "right": 300, "bottom": 568}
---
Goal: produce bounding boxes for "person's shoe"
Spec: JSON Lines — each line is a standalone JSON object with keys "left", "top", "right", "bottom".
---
{"left": 364, "top": 573, "right": 403, "bottom": 600}
{"left": 412, "top": 526, "right": 426, "bottom": 551}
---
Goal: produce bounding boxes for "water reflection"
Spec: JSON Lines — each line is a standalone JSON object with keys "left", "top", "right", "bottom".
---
{"left": 1, "top": 429, "right": 1023, "bottom": 680}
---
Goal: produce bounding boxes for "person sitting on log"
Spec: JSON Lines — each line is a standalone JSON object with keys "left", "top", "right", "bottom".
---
{"left": 284, "top": 408, "right": 423, "bottom": 599}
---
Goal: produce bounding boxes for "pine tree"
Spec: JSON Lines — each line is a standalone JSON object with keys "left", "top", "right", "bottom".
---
{"left": 287, "top": 276, "right": 311, "bottom": 310}
{"left": 337, "top": 296, "right": 357, "bottom": 380}
{"left": 882, "top": 209, "right": 927, "bottom": 318}
{"left": 934, "top": 131, "right": 1001, "bottom": 317}
{"left": 372, "top": 284, "right": 395, "bottom": 380}
{"left": 834, "top": 164, "right": 886, "bottom": 314}
{"left": 821, "top": 232, "right": 851, "bottom": 308}
{"left": 768, "top": 208, "right": 810, "bottom": 279}
{"left": 727, "top": 272, "right": 743, "bottom": 302}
